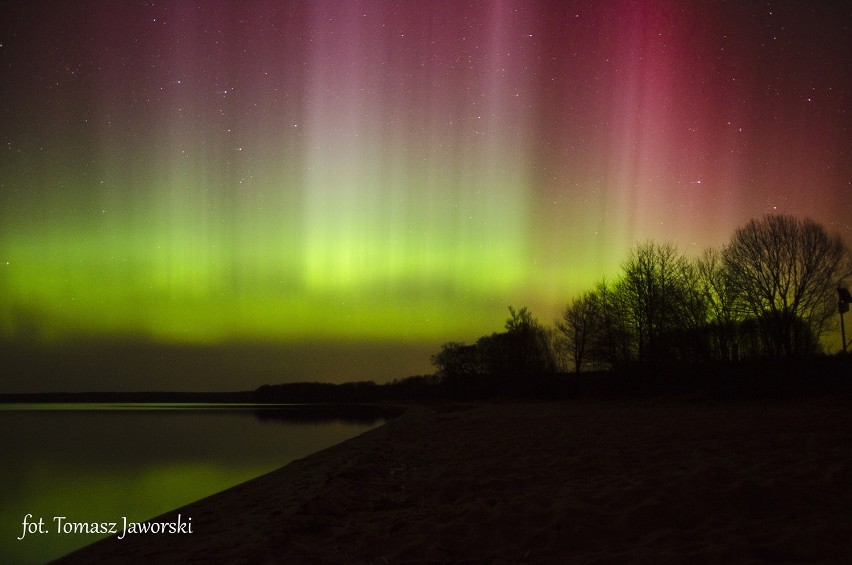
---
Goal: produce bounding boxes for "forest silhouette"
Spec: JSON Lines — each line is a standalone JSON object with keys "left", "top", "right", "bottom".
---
{"left": 424, "top": 214, "right": 852, "bottom": 399}
{"left": 5, "top": 213, "right": 852, "bottom": 404}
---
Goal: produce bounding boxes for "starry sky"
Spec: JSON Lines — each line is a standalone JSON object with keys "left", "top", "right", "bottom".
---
{"left": 1, "top": 1, "right": 850, "bottom": 391}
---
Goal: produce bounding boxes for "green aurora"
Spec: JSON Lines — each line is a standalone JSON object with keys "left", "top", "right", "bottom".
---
{"left": 1, "top": 2, "right": 850, "bottom": 389}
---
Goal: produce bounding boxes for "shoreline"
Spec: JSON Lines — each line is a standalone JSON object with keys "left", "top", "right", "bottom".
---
{"left": 56, "top": 397, "right": 852, "bottom": 563}
{"left": 54, "top": 404, "right": 421, "bottom": 564}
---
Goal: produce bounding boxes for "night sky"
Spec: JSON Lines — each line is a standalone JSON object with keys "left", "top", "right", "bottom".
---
{"left": 1, "top": 1, "right": 850, "bottom": 390}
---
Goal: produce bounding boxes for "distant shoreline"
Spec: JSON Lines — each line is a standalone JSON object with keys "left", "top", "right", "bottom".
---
{"left": 0, "top": 391, "right": 256, "bottom": 404}
{"left": 0, "top": 398, "right": 406, "bottom": 426}
{"left": 4, "top": 354, "right": 852, "bottom": 406}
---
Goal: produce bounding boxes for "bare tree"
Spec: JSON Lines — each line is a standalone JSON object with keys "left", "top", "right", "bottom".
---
{"left": 588, "top": 279, "right": 634, "bottom": 369}
{"left": 722, "top": 215, "right": 849, "bottom": 356}
{"left": 556, "top": 291, "right": 598, "bottom": 373}
{"left": 695, "top": 247, "right": 740, "bottom": 360}
{"left": 619, "top": 242, "right": 697, "bottom": 363}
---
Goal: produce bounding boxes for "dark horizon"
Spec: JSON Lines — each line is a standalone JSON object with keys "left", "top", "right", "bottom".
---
{"left": 0, "top": 337, "right": 437, "bottom": 393}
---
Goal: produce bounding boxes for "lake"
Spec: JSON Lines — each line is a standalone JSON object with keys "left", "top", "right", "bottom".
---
{"left": 0, "top": 404, "right": 391, "bottom": 564}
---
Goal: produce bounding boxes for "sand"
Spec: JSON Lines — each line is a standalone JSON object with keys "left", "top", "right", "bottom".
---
{"left": 56, "top": 397, "right": 852, "bottom": 563}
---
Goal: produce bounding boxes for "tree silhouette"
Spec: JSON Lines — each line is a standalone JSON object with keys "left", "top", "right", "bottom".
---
{"left": 619, "top": 242, "right": 700, "bottom": 363}
{"left": 476, "top": 307, "right": 555, "bottom": 383}
{"left": 596, "top": 279, "right": 634, "bottom": 369}
{"left": 722, "top": 214, "right": 850, "bottom": 356}
{"left": 431, "top": 341, "right": 480, "bottom": 385}
{"left": 504, "top": 306, "right": 555, "bottom": 377}
{"left": 695, "top": 247, "right": 740, "bottom": 360}
{"left": 429, "top": 215, "right": 850, "bottom": 389}
{"left": 556, "top": 291, "right": 598, "bottom": 373}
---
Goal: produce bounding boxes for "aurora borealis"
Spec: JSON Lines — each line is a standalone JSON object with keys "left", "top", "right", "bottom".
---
{"left": 1, "top": 2, "right": 850, "bottom": 390}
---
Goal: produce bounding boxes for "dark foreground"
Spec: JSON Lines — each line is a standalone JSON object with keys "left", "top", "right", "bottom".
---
{"left": 57, "top": 395, "right": 852, "bottom": 563}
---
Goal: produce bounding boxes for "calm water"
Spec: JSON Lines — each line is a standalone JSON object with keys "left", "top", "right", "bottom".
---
{"left": 0, "top": 404, "right": 389, "bottom": 564}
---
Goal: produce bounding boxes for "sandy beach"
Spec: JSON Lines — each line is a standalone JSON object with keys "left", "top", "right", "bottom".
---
{"left": 57, "top": 397, "right": 852, "bottom": 563}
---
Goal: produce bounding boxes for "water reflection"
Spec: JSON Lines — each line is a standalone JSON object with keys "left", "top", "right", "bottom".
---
{"left": 0, "top": 404, "right": 392, "bottom": 564}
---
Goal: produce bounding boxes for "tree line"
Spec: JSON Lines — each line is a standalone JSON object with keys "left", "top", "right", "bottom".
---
{"left": 433, "top": 215, "right": 850, "bottom": 385}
